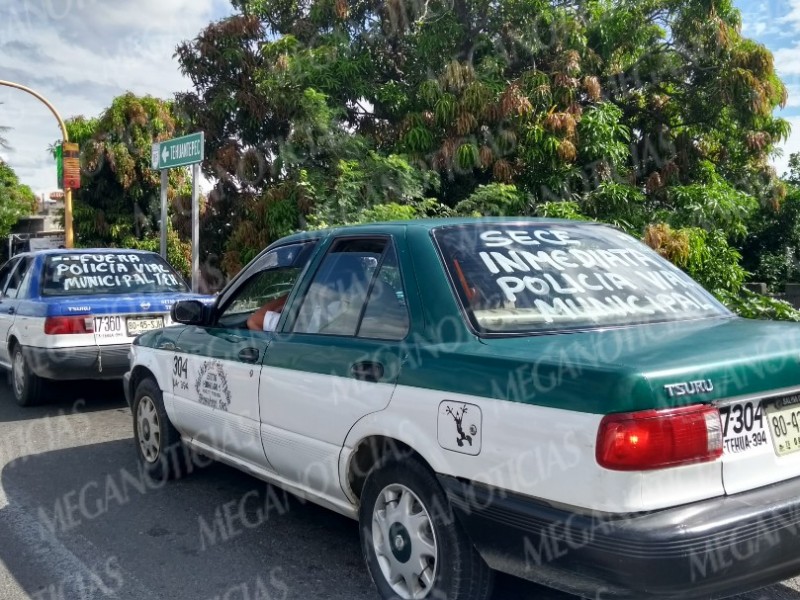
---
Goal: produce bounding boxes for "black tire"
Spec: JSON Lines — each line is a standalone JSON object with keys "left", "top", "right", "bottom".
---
{"left": 132, "top": 377, "right": 195, "bottom": 481}
{"left": 359, "top": 456, "right": 494, "bottom": 600}
{"left": 11, "top": 345, "right": 44, "bottom": 407}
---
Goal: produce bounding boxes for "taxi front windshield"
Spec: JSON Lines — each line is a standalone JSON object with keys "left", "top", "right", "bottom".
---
{"left": 42, "top": 252, "right": 189, "bottom": 296}
{"left": 433, "top": 223, "right": 730, "bottom": 334}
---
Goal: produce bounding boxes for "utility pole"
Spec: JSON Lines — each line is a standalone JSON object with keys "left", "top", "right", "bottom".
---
{"left": 0, "top": 80, "right": 74, "bottom": 248}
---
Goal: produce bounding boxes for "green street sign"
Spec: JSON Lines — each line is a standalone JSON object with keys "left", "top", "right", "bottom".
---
{"left": 151, "top": 132, "right": 204, "bottom": 170}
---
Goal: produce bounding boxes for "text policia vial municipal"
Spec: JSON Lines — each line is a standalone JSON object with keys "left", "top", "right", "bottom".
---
{"left": 51, "top": 254, "right": 182, "bottom": 292}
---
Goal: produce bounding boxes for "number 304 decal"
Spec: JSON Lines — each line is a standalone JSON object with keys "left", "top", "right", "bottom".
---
{"left": 172, "top": 356, "right": 190, "bottom": 391}
{"left": 173, "top": 356, "right": 188, "bottom": 379}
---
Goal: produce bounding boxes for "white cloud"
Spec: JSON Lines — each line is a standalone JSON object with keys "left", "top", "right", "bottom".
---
{"left": 771, "top": 116, "right": 800, "bottom": 178}
{"left": 781, "top": 0, "right": 800, "bottom": 26}
{"left": 773, "top": 44, "right": 800, "bottom": 76}
{"left": 0, "top": 0, "right": 233, "bottom": 194}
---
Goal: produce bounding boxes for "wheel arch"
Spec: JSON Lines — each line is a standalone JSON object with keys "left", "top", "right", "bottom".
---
{"left": 341, "top": 418, "right": 450, "bottom": 504}
{"left": 129, "top": 364, "right": 158, "bottom": 398}
{"left": 7, "top": 334, "right": 19, "bottom": 355}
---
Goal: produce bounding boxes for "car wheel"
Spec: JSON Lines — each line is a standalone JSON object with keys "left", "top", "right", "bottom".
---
{"left": 11, "top": 345, "right": 44, "bottom": 407}
{"left": 359, "top": 456, "right": 494, "bottom": 600}
{"left": 132, "top": 377, "right": 193, "bottom": 481}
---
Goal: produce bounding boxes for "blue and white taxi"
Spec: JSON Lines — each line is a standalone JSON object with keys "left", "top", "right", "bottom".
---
{"left": 125, "top": 219, "right": 800, "bottom": 600}
{"left": 0, "top": 248, "right": 209, "bottom": 406}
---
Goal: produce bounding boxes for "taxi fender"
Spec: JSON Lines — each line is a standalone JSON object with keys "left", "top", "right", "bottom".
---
{"left": 130, "top": 346, "right": 173, "bottom": 402}
{"left": 339, "top": 410, "right": 451, "bottom": 503}
{"left": 7, "top": 317, "right": 39, "bottom": 353}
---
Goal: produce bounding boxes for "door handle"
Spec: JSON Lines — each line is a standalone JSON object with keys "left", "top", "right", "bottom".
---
{"left": 350, "top": 361, "right": 384, "bottom": 382}
{"left": 238, "top": 347, "right": 260, "bottom": 363}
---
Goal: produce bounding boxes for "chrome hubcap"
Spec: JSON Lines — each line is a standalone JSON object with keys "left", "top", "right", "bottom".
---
{"left": 372, "top": 484, "right": 437, "bottom": 599}
{"left": 136, "top": 396, "right": 160, "bottom": 463}
{"left": 12, "top": 351, "right": 24, "bottom": 397}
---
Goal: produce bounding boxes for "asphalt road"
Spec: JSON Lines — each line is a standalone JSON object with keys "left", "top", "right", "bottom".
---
{"left": 1, "top": 381, "right": 800, "bottom": 600}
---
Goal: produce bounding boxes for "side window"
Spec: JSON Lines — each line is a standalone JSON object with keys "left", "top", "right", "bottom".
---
{"left": 217, "top": 243, "right": 313, "bottom": 329}
{"left": 6, "top": 258, "right": 33, "bottom": 299}
{"left": 357, "top": 245, "right": 409, "bottom": 340}
{"left": 0, "top": 259, "right": 19, "bottom": 298}
{"left": 293, "top": 238, "right": 387, "bottom": 336}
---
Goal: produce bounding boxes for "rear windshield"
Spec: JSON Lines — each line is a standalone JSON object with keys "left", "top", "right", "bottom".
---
{"left": 433, "top": 223, "right": 730, "bottom": 334}
{"left": 42, "top": 253, "right": 188, "bottom": 296}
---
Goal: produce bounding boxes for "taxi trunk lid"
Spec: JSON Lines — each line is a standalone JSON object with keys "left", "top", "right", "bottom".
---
{"left": 483, "top": 316, "right": 800, "bottom": 495}
{"left": 44, "top": 292, "right": 207, "bottom": 344}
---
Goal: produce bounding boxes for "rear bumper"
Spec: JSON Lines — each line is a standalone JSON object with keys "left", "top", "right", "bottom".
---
{"left": 23, "top": 344, "right": 130, "bottom": 380}
{"left": 439, "top": 474, "right": 800, "bottom": 599}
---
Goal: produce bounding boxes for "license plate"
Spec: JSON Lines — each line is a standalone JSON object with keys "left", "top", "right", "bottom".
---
{"left": 718, "top": 399, "right": 770, "bottom": 455}
{"left": 127, "top": 317, "right": 164, "bottom": 336}
{"left": 94, "top": 315, "right": 125, "bottom": 338}
{"left": 765, "top": 394, "right": 800, "bottom": 457}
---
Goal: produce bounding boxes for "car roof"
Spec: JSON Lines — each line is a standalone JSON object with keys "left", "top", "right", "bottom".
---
{"left": 13, "top": 248, "right": 160, "bottom": 258}
{"left": 273, "top": 216, "right": 593, "bottom": 245}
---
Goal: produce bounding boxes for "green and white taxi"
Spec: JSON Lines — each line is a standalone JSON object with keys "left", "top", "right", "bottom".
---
{"left": 124, "top": 218, "right": 800, "bottom": 599}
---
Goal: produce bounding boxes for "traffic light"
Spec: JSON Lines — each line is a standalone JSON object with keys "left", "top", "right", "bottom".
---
{"left": 62, "top": 142, "right": 80, "bottom": 189}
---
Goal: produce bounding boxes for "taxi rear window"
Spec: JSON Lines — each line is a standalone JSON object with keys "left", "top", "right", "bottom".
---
{"left": 42, "top": 253, "right": 189, "bottom": 296}
{"left": 433, "top": 223, "right": 730, "bottom": 334}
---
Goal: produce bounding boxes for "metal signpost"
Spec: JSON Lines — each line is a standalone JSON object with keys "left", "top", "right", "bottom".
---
{"left": 151, "top": 132, "right": 204, "bottom": 292}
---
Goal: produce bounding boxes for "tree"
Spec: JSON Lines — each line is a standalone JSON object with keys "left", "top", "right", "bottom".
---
{"left": 0, "top": 160, "right": 37, "bottom": 239}
{"left": 176, "top": 1, "right": 786, "bottom": 248}
{"left": 167, "top": 0, "right": 800, "bottom": 319}
{"left": 64, "top": 93, "right": 193, "bottom": 277}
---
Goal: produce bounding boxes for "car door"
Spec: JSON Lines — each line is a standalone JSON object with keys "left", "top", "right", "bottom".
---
{"left": 170, "top": 241, "right": 317, "bottom": 470}
{"left": 0, "top": 257, "right": 22, "bottom": 365}
{"left": 260, "top": 236, "right": 411, "bottom": 501}
{"left": 4, "top": 255, "right": 36, "bottom": 346}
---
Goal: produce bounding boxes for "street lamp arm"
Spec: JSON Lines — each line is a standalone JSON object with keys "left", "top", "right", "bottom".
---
{"left": 0, "top": 79, "right": 74, "bottom": 248}
{"left": 0, "top": 80, "right": 69, "bottom": 142}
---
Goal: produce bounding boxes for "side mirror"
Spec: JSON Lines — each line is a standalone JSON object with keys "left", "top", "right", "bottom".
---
{"left": 171, "top": 300, "right": 206, "bottom": 325}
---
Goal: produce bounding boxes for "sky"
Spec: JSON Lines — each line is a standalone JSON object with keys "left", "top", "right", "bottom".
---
{"left": 0, "top": 0, "right": 234, "bottom": 196}
{"left": 0, "top": 0, "right": 797, "bottom": 197}
{"left": 739, "top": 0, "right": 800, "bottom": 177}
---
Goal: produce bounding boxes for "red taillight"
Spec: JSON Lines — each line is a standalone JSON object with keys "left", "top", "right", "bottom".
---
{"left": 44, "top": 316, "right": 94, "bottom": 335}
{"left": 596, "top": 405, "right": 723, "bottom": 471}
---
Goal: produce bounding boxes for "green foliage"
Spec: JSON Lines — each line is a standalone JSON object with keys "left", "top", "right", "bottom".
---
{"left": 119, "top": 226, "right": 192, "bottom": 281}
{"left": 161, "top": 0, "right": 797, "bottom": 325}
{"left": 583, "top": 182, "right": 646, "bottom": 234}
{"left": 338, "top": 199, "right": 453, "bottom": 228}
{"left": 681, "top": 228, "right": 747, "bottom": 296}
{"left": 534, "top": 201, "right": 589, "bottom": 221}
{"left": 664, "top": 162, "right": 758, "bottom": 240}
{"left": 454, "top": 184, "right": 529, "bottom": 217}
{"left": 577, "top": 103, "right": 630, "bottom": 169}
{"left": 66, "top": 93, "right": 192, "bottom": 276}
{"left": 717, "top": 289, "right": 800, "bottom": 322}
{"left": 308, "top": 152, "right": 440, "bottom": 227}
{"left": 0, "top": 161, "right": 37, "bottom": 239}
{"left": 742, "top": 186, "right": 800, "bottom": 291}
